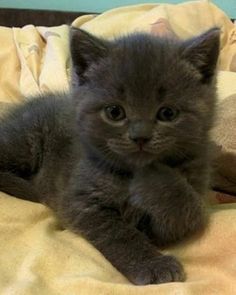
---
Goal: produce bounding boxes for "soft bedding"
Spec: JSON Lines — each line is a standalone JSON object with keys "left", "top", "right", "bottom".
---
{"left": 0, "top": 1, "right": 236, "bottom": 294}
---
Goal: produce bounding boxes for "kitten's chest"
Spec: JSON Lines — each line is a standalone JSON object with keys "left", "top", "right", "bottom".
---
{"left": 78, "top": 161, "right": 131, "bottom": 205}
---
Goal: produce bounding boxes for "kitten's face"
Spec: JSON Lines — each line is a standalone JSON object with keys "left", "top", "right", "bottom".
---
{"left": 71, "top": 29, "right": 219, "bottom": 169}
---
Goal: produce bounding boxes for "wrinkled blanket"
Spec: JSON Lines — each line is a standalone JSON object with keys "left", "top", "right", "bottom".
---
{"left": 0, "top": 1, "right": 236, "bottom": 294}
{"left": 1, "top": 194, "right": 236, "bottom": 295}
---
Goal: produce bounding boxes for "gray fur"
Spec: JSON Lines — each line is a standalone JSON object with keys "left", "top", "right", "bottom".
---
{"left": 0, "top": 27, "right": 220, "bottom": 285}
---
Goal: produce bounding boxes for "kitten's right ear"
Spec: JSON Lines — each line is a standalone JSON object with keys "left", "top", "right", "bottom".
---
{"left": 70, "top": 27, "right": 110, "bottom": 85}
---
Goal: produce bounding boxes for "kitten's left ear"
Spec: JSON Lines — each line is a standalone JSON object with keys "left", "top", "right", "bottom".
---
{"left": 70, "top": 27, "right": 110, "bottom": 85}
{"left": 182, "top": 28, "right": 220, "bottom": 83}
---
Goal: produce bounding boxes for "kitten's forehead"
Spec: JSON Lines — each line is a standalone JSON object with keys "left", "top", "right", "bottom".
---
{"left": 111, "top": 34, "right": 177, "bottom": 76}
{"left": 105, "top": 35, "right": 183, "bottom": 104}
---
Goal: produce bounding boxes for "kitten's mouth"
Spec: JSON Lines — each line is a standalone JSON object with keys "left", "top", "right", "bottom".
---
{"left": 107, "top": 142, "right": 158, "bottom": 166}
{"left": 110, "top": 145, "right": 156, "bottom": 158}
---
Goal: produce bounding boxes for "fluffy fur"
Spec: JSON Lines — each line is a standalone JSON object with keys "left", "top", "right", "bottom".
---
{"left": 0, "top": 27, "right": 220, "bottom": 285}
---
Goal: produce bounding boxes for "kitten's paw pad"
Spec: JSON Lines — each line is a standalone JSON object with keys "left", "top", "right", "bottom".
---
{"left": 130, "top": 255, "right": 185, "bottom": 285}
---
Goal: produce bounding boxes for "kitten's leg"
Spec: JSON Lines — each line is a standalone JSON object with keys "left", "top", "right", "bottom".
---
{"left": 57, "top": 196, "right": 185, "bottom": 285}
{"left": 0, "top": 172, "right": 39, "bottom": 202}
{"left": 127, "top": 164, "right": 207, "bottom": 246}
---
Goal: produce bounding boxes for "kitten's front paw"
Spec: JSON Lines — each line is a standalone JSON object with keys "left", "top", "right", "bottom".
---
{"left": 128, "top": 255, "right": 185, "bottom": 285}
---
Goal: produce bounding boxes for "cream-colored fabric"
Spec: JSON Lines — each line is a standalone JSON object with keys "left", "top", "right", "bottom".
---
{"left": 1, "top": 1, "right": 236, "bottom": 294}
{"left": 73, "top": 0, "right": 236, "bottom": 72}
{"left": 210, "top": 71, "right": 236, "bottom": 196}
{"left": 0, "top": 25, "right": 70, "bottom": 102}
{"left": 1, "top": 193, "right": 236, "bottom": 294}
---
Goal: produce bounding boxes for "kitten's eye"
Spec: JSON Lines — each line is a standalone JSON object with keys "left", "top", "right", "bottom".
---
{"left": 156, "top": 107, "right": 179, "bottom": 122}
{"left": 105, "top": 105, "right": 126, "bottom": 121}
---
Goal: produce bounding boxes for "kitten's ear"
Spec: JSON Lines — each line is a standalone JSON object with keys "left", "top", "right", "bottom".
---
{"left": 70, "top": 27, "right": 110, "bottom": 85}
{"left": 182, "top": 28, "right": 220, "bottom": 83}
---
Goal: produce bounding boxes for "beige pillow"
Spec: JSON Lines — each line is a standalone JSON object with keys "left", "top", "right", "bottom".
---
{"left": 211, "top": 71, "right": 236, "bottom": 196}
{"left": 73, "top": 0, "right": 236, "bottom": 72}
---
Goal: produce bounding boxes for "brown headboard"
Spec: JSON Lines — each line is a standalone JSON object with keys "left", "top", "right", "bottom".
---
{"left": 0, "top": 8, "right": 95, "bottom": 27}
{"left": 0, "top": 8, "right": 234, "bottom": 28}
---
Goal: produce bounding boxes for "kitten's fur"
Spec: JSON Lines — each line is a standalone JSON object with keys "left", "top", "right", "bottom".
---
{"left": 0, "top": 27, "right": 220, "bottom": 285}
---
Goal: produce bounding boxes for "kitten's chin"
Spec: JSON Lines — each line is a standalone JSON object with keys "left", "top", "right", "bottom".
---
{"left": 120, "top": 151, "right": 157, "bottom": 168}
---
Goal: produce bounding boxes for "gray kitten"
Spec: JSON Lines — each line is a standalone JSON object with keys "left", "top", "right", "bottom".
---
{"left": 0, "top": 27, "right": 220, "bottom": 285}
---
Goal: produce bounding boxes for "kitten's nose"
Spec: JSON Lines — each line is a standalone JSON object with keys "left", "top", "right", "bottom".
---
{"left": 129, "top": 120, "right": 153, "bottom": 150}
{"left": 129, "top": 136, "right": 151, "bottom": 151}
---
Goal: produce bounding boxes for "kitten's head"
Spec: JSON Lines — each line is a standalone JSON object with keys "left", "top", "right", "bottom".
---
{"left": 70, "top": 27, "right": 220, "bottom": 169}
